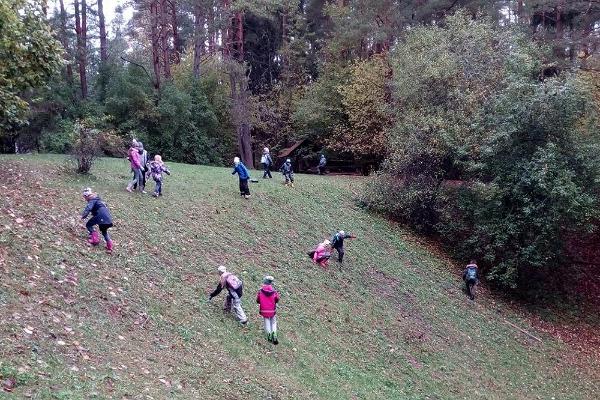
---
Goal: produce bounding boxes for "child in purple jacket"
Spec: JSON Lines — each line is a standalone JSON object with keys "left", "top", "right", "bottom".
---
{"left": 146, "top": 155, "right": 171, "bottom": 197}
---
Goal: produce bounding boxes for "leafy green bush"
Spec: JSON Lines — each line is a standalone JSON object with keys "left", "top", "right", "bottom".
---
{"left": 39, "top": 119, "right": 76, "bottom": 153}
{"left": 363, "top": 12, "right": 600, "bottom": 289}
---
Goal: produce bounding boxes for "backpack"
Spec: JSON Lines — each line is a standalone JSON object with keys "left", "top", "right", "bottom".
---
{"left": 260, "top": 154, "right": 267, "bottom": 164}
{"left": 224, "top": 273, "right": 242, "bottom": 290}
{"left": 466, "top": 267, "right": 477, "bottom": 280}
{"left": 331, "top": 234, "right": 340, "bottom": 248}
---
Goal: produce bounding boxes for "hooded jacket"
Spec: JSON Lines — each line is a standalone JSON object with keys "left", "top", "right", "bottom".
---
{"left": 319, "top": 155, "right": 327, "bottom": 167}
{"left": 128, "top": 147, "right": 142, "bottom": 169}
{"left": 81, "top": 196, "right": 113, "bottom": 225}
{"left": 313, "top": 243, "right": 330, "bottom": 263}
{"left": 232, "top": 162, "right": 250, "bottom": 180}
{"left": 280, "top": 161, "right": 293, "bottom": 175}
{"left": 256, "top": 284, "right": 280, "bottom": 318}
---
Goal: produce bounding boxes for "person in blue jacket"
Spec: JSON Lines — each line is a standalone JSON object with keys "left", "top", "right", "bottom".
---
{"left": 232, "top": 157, "right": 251, "bottom": 199}
{"left": 81, "top": 188, "right": 114, "bottom": 252}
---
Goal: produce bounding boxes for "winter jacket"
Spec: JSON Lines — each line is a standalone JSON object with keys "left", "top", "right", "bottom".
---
{"left": 139, "top": 149, "right": 148, "bottom": 170}
{"left": 256, "top": 284, "right": 280, "bottom": 318}
{"left": 232, "top": 162, "right": 250, "bottom": 180}
{"left": 128, "top": 147, "right": 142, "bottom": 169}
{"left": 260, "top": 153, "right": 273, "bottom": 166}
{"left": 81, "top": 196, "right": 113, "bottom": 225}
{"left": 331, "top": 232, "right": 352, "bottom": 249}
{"left": 147, "top": 161, "right": 170, "bottom": 181}
{"left": 319, "top": 155, "right": 327, "bottom": 167}
{"left": 280, "top": 161, "right": 293, "bottom": 175}
{"left": 313, "top": 243, "right": 329, "bottom": 262}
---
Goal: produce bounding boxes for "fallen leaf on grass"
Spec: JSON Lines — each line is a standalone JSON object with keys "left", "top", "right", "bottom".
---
{"left": 2, "top": 377, "right": 16, "bottom": 392}
{"left": 159, "top": 378, "right": 172, "bottom": 387}
{"left": 23, "top": 326, "right": 33, "bottom": 335}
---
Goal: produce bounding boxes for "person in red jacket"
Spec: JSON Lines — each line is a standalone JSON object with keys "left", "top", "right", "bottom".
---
{"left": 256, "top": 275, "right": 280, "bottom": 344}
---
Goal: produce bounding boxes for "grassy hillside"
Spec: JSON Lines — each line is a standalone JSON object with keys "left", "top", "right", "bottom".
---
{"left": 0, "top": 154, "right": 598, "bottom": 399}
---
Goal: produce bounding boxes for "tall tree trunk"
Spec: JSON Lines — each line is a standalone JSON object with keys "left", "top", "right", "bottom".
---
{"left": 208, "top": 2, "right": 215, "bottom": 54}
{"left": 160, "top": 0, "right": 171, "bottom": 79}
{"left": 58, "top": 0, "right": 73, "bottom": 84}
{"left": 170, "top": 0, "right": 181, "bottom": 64}
{"left": 74, "top": 0, "right": 88, "bottom": 99}
{"left": 150, "top": 0, "right": 161, "bottom": 89}
{"left": 193, "top": 3, "right": 204, "bottom": 78}
{"left": 98, "top": 0, "right": 108, "bottom": 62}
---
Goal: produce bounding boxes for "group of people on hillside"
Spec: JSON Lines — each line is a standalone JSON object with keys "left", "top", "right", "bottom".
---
{"left": 126, "top": 140, "right": 171, "bottom": 198}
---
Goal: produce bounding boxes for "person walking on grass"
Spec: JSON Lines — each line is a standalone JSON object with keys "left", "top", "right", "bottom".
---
{"left": 311, "top": 239, "right": 331, "bottom": 268}
{"left": 331, "top": 230, "right": 356, "bottom": 264}
{"left": 232, "top": 157, "right": 251, "bottom": 199}
{"left": 280, "top": 158, "right": 294, "bottom": 187}
{"left": 261, "top": 147, "right": 273, "bottom": 179}
{"left": 463, "top": 260, "right": 479, "bottom": 300}
{"left": 146, "top": 155, "right": 170, "bottom": 197}
{"left": 318, "top": 154, "right": 327, "bottom": 175}
{"left": 126, "top": 140, "right": 143, "bottom": 193}
{"left": 257, "top": 275, "right": 280, "bottom": 344}
{"left": 133, "top": 142, "right": 149, "bottom": 192}
{"left": 208, "top": 265, "right": 248, "bottom": 325}
{"left": 81, "top": 188, "right": 114, "bottom": 252}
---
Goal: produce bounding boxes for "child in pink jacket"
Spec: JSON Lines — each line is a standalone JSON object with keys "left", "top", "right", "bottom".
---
{"left": 312, "top": 239, "right": 331, "bottom": 268}
{"left": 126, "top": 141, "right": 143, "bottom": 193}
{"left": 257, "top": 276, "right": 280, "bottom": 344}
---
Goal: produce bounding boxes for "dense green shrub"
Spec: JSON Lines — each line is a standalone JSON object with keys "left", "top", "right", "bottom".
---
{"left": 364, "top": 12, "right": 600, "bottom": 289}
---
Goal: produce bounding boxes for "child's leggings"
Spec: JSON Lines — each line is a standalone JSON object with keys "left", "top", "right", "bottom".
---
{"left": 154, "top": 179, "right": 162, "bottom": 194}
{"left": 263, "top": 316, "right": 277, "bottom": 334}
{"left": 86, "top": 218, "right": 112, "bottom": 241}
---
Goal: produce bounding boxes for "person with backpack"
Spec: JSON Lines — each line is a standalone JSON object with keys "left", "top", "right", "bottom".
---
{"left": 208, "top": 265, "right": 248, "bottom": 324}
{"left": 318, "top": 154, "right": 327, "bottom": 175}
{"left": 310, "top": 239, "right": 331, "bottom": 268}
{"left": 232, "top": 157, "right": 251, "bottom": 199}
{"left": 331, "top": 230, "right": 356, "bottom": 264}
{"left": 279, "top": 158, "right": 294, "bottom": 187}
{"left": 256, "top": 275, "right": 280, "bottom": 344}
{"left": 463, "top": 260, "right": 479, "bottom": 300}
{"left": 81, "top": 188, "right": 114, "bottom": 252}
{"left": 260, "top": 147, "right": 273, "bottom": 179}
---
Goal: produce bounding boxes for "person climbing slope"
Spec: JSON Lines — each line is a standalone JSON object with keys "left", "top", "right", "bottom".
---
{"left": 257, "top": 275, "right": 280, "bottom": 344}
{"left": 232, "top": 157, "right": 251, "bottom": 199}
{"left": 146, "top": 154, "right": 171, "bottom": 197}
{"left": 80, "top": 188, "right": 114, "bottom": 252}
{"left": 310, "top": 239, "right": 331, "bottom": 268}
{"left": 279, "top": 158, "right": 294, "bottom": 187}
{"left": 463, "top": 260, "right": 479, "bottom": 300}
{"left": 331, "top": 230, "right": 356, "bottom": 264}
{"left": 126, "top": 140, "right": 143, "bottom": 193}
{"left": 208, "top": 265, "right": 248, "bottom": 324}
{"left": 261, "top": 147, "right": 273, "bottom": 179}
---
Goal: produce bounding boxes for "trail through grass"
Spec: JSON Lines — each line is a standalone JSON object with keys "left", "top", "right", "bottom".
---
{"left": 0, "top": 154, "right": 598, "bottom": 399}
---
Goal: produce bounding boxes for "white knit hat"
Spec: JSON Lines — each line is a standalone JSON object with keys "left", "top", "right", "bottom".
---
{"left": 323, "top": 239, "right": 331, "bottom": 245}
{"left": 233, "top": 157, "right": 240, "bottom": 164}
{"left": 82, "top": 187, "right": 93, "bottom": 197}
{"left": 286, "top": 158, "right": 291, "bottom": 163}
{"left": 264, "top": 147, "right": 269, "bottom": 153}
{"left": 217, "top": 265, "right": 227, "bottom": 274}
{"left": 339, "top": 230, "right": 345, "bottom": 236}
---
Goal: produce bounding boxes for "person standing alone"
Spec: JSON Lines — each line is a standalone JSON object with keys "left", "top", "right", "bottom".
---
{"left": 232, "top": 157, "right": 251, "bottom": 199}
{"left": 257, "top": 275, "right": 280, "bottom": 344}
{"left": 261, "top": 147, "right": 273, "bottom": 179}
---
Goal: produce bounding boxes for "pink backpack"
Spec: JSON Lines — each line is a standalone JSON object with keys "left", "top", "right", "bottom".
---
{"left": 224, "top": 273, "right": 242, "bottom": 290}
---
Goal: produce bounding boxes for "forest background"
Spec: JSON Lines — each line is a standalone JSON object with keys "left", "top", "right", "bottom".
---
{"left": 2, "top": 0, "right": 600, "bottom": 293}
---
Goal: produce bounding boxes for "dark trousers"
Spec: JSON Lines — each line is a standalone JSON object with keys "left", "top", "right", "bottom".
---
{"left": 466, "top": 278, "right": 477, "bottom": 298}
{"left": 318, "top": 166, "right": 326, "bottom": 175}
{"left": 334, "top": 246, "right": 345, "bottom": 262}
{"left": 283, "top": 172, "right": 294, "bottom": 183}
{"left": 239, "top": 178, "right": 250, "bottom": 196}
{"left": 86, "top": 217, "right": 113, "bottom": 241}
{"left": 262, "top": 163, "right": 272, "bottom": 178}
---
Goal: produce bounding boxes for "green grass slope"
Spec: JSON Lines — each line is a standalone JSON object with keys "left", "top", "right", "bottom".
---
{"left": 0, "top": 154, "right": 598, "bottom": 399}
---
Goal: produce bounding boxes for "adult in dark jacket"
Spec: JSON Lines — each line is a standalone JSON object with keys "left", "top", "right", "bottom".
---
{"left": 208, "top": 265, "right": 248, "bottom": 324}
{"left": 232, "top": 157, "right": 251, "bottom": 199}
{"left": 81, "top": 188, "right": 114, "bottom": 252}
{"left": 133, "top": 142, "right": 148, "bottom": 192}
{"left": 331, "top": 230, "right": 356, "bottom": 263}
{"left": 261, "top": 147, "right": 273, "bottom": 179}
{"left": 318, "top": 154, "right": 327, "bottom": 175}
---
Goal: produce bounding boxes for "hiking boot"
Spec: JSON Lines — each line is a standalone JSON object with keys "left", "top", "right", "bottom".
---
{"left": 88, "top": 231, "right": 100, "bottom": 246}
{"left": 290, "top": 183, "right": 295, "bottom": 188}
{"left": 272, "top": 333, "right": 278, "bottom": 345}
{"left": 106, "top": 240, "right": 113, "bottom": 252}
{"left": 244, "top": 195, "right": 250, "bottom": 199}
{"left": 152, "top": 192, "right": 159, "bottom": 198}
{"left": 125, "top": 186, "right": 133, "bottom": 193}
{"left": 267, "top": 332, "right": 273, "bottom": 342}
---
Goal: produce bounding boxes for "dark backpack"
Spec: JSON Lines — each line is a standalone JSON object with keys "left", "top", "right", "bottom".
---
{"left": 466, "top": 267, "right": 477, "bottom": 280}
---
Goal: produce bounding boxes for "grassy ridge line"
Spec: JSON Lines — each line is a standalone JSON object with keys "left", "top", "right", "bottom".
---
{"left": 0, "top": 154, "right": 597, "bottom": 399}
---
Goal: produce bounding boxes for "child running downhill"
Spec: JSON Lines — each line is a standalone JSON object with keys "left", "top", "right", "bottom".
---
{"left": 147, "top": 155, "right": 171, "bottom": 197}
{"left": 257, "top": 275, "right": 280, "bottom": 344}
{"left": 208, "top": 265, "right": 248, "bottom": 324}
{"left": 81, "top": 188, "right": 114, "bottom": 252}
